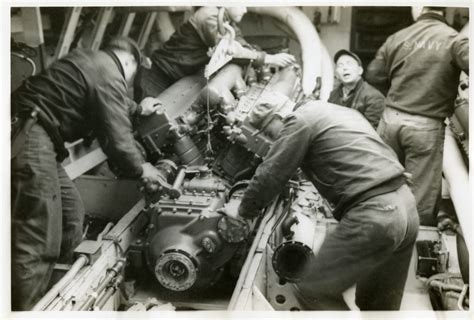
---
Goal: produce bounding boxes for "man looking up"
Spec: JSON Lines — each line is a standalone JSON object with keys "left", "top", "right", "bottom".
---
{"left": 328, "top": 50, "right": 384, "bottom": 129}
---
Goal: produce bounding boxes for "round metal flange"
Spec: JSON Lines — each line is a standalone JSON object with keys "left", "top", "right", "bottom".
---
{"left": 154, "top": 250, "right": 198, "bottom": 291}
{"left": 272, "top": 241, "right": 313, "bottom": 282}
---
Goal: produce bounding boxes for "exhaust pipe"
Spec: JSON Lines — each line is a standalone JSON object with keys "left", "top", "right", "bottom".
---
{"left": 248, "top": 6, "right": 334, "bottom": 99}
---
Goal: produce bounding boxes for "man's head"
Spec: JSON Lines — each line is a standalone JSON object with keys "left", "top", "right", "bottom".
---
{"left": 334, "top": 50, "right": 363, "bottom": 87}
{"left": 104, "top": 36, "right": 142, "bottom": 83}
{"left": 226, "top": 7, "right": 247, "bottom": 23}
{"left": 412, "top": 6, "right": 446, "bottom": 20}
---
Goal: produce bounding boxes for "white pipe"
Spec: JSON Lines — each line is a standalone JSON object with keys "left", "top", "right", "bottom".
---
{"left": 442, "top": 128, "right": 471, "bottom": 252}
{"left": 32, "top": 255, "right": 89, "bottom": 311}
{"left": 319, "top": 42, "right": 334, "bottom": 101}
{"left": 248, "top": 6, "right": 334, "bottom": 97}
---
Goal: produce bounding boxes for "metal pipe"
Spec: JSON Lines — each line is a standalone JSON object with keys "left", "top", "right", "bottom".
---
{"left": 76, "top": 260, "right": 125, "bottom": 311}
{"left": 457, "top": 284, "right": 469, "bottom": 310}
{"left": 248, "top": 7, "right": 334, "bottom": 98}
{"left": 442, "top": 129, "right": 471, "bottom": 252}
{"left": 172, "top": 168, "right": 187, "bottom": 190}
{"left": 94, "top": 274, "right": 124, "bottom": 310}
{"left": 32, "top": 255, "right": 89, "bottom": 311}
{"left": 272, "top": 210, "right": 316, "bottom": 282}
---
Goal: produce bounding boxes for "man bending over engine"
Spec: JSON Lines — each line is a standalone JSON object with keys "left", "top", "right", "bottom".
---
{"left": 235, "top": 99, "right": 419, "bottom": 310}
{"left": 11, "top": 36, "right": 164, "bottom": 310}
{"left": 134, "top": 6, "right": 295, "bottom": 101}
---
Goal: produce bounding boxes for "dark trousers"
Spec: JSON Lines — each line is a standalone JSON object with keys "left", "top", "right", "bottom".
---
{"left": 377, "top": 106, "right": 445, "bottom": 226}
{"left": 295, "top": 184, "right": 419, "bottom": 310}
{"left": 11, "top": 124, "right": 84, "bottom": 311}
{"left": 133, "top": 63, "right": 174, "bottom": 102}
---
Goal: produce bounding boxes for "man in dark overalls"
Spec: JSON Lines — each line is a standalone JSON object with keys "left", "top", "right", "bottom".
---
{"left": 11, "top": 36, "right": 163, "bottom": 310}
{"left": 235, "top": 99, "right": 419, "bottom": 310}
{"left": 134, "top": 6, "right": 295, "bottom": 101}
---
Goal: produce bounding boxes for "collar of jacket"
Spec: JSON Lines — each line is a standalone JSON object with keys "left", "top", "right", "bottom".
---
{"left": 104, "top": 49, "right": 126, "bottom": 80}
{"left": 340, "top": 78, "right": 364, "bottom": 96}
{"left": 417, "top": 12, "right": 448, "bottom": 25}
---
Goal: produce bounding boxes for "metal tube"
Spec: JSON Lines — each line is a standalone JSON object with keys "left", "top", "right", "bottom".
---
{"left": 442, "top": 129, "right": 471, "bottom": 252}
{"left": 94, "top": 274, "right": 124, "bottom": 310}
{"left": 32, "top": 255, "right": 89, "bottom": 311}
{"left": 272, "top": 210, "right": 316, "bottom": 282}
{"left": 248, "top": 7, "right": 334, "bottom": 98}
{"left": 172, "top": 168, "right": 186, "bottom": 190}
{"left": 76, "top": 260, "right": 125, "bottom": 311}
{"left": 457, "top": 284, "right": 469, "bottom": 310}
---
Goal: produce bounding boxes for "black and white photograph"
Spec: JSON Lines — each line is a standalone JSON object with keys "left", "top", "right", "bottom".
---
{"left": 2, "top": 0, "right": 472, "bottom": 318}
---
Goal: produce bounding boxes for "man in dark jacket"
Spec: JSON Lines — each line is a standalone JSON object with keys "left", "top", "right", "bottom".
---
{"left": 11, "top": 37, "right": 164, "bottom": 311}
{"left": 328, "top": 50, "right": 384, "bottom": 129}
{"left": 235, "top": 99, "right": 419, "bottom": 310}
{"left": 366, "top": 6, "right": 469, "bottom": 226}
{"left": 134, "top": 6, "right": 295, "bottom": 101}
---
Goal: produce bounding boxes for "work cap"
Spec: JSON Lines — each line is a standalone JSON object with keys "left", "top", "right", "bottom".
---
{"left": 334, "top": 49, "right": 362, "bottom": 66}
{"left": 104, "top": 36, "right": 142, "bottom": 65}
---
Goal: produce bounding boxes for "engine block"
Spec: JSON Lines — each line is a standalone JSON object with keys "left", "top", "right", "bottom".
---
{"left": 130, "top": 63, "right": 304, "bottom": 292}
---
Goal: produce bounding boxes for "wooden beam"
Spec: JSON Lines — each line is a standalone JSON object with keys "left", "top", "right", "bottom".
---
{"left": 118, "top": 12, "right": 136, "bottom": 37}
{"left": 21, "top": 8, "right": 44, "bottom": 46}
{"left": 53, "top": 7, "right": 82, "bottom": 62}
{"left": 90, "top": 7, "right": 114, "bottom": 51}
{"left": 137, "top": 12, "right": 157, "bottom": 50}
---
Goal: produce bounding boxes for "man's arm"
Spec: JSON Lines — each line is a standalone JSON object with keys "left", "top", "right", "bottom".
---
{"left": 94, "top": 78, "right": 145, "bottom": 178}
{"left": 238, "top": 113, "right": 312, "bottom": 219}
{"left": 362, "top": 87, "right": 385, "bottom": 129}
{"left": 365, "top": 39, "right": 391, "bottom": 95}
{"left": 451, "top": 33, "right": 469, "bottom": 74}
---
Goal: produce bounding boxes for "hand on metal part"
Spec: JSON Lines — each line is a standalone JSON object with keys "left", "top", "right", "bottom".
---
{"left": 217, "top": 204, "right": 251, "bottom": 243}
{"left": 265, "top": 53, "right": 296, "bottom": 67}
{"left": 226, "top": 40, "right": 247, "bottom": 58}
{"left": 139, "top": 163, "right": 166, "bottom": 193}
{"left": 139, "top": 97, "right": 163, "bottom": 116}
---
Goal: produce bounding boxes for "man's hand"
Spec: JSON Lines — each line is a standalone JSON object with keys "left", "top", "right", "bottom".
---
{"left": 217, "top": 205, "right": 252, "bottom": 242}
{"left": 140, "top": 162, "right": 164, "bottom": 182}
{"left": 265, "top": 53, "right": 296, "bottom": 67}
{"left": 139, "top": 97, "right": 162, "bottom": 116}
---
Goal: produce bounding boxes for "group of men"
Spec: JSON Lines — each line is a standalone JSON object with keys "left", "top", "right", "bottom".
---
{"left": 11, "top": 6, "right": 468, "bottom": 311}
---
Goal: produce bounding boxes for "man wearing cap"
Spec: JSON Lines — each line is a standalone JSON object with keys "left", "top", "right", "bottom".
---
{"left": 366, "top": 6, "right": 469, "bottom": 226}
{"left": 229, "top": 98, "right": 418, "bottom": 310}
{"left": 11, "top": 36, "right": 164, "bottom": 310}
{"left": 328, "top": 50, "right": 384, "bottom": 129}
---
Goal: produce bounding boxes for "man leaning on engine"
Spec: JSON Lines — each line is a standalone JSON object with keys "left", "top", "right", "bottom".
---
{"left": 11, "top": 36, "right": 164, "bottom": 311}
{"left": 232, "top": 99, "right": 419, "bottom": 310}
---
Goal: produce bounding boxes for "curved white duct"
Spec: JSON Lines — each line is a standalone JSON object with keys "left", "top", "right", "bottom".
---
{"left": 319, "top": 42, "right": 334, "bottom": 101}
{"left": 248, "top": 6, "right": 334, "bottom": 97}
{"left": 443, "top": 129, "right": 470, "bottom": 252}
